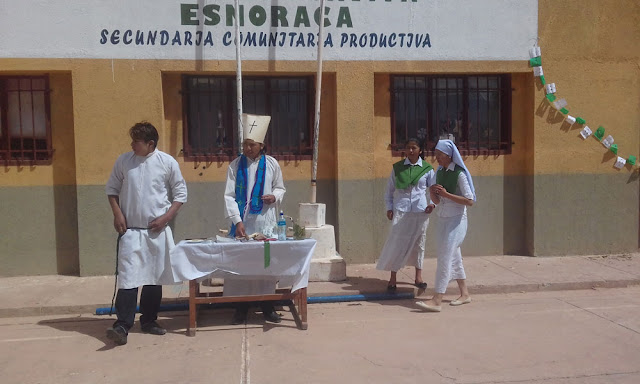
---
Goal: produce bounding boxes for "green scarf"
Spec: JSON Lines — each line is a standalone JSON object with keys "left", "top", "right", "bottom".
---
{"left": 393, "top": 159, "right": 433, "bottom": 190}
{"left": 436, "top": 165, "right": 464, "bottom": 195}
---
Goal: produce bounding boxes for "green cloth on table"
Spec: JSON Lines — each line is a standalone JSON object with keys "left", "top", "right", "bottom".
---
{"left": 264, "top": 241, "right": 270, "bottom": 268}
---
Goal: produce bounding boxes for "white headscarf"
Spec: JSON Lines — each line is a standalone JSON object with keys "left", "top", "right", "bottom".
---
{"left": 435, "top": 140, "right": 476, "bottom": 201}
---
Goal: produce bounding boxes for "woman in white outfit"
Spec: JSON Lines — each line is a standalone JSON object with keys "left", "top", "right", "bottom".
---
{"left": 416, "top": 139, "right": 475, "bottom": 312}
{"left": 376, "top": 138, "right": 436, "bottom": 291}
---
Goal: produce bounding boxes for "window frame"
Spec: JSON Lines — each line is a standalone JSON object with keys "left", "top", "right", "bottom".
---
{"left": 0, "top": 75, "right": 54, "bottom": 165}
{"left": 181, "top": 74, "right": 315, "bottom": 162}
{"left": 390, "top": 74, "right": 512, "bottom": 157}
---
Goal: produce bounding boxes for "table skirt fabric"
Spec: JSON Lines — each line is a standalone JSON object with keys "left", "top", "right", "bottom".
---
{"left": 170, "top": 239, "right": 317, "bottom": 293}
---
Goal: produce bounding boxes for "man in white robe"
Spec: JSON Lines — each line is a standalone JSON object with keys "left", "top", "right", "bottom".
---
{"left": 224, "top": 114, "right": 286, "bottom": 324}
{"left": 105, "top": 121, "right": 187, "bottom": 345}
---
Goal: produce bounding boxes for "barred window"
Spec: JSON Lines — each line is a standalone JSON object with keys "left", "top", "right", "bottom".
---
{"left": 0, "top": 76, "right": 53, "bottom": 164}
{"left": 390, "top": 74, "right": 511, "bottom": 156}
{"left": 182, "top": 75, "right": 313, "bottom": 161}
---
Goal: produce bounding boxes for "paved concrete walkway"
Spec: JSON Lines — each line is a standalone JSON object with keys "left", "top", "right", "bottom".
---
{"left": 1, "top": 253, "right": 639, "bottom": 318}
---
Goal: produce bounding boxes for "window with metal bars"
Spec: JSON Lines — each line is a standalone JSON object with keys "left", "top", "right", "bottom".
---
{"left": 182, "top": 75, "right": 314, "bottom": 161}
{"left": 390, "top": 74, "right": 512, "bottom": 156}
{"left": 0, "top": 76, "right": 53, "bottom": 165}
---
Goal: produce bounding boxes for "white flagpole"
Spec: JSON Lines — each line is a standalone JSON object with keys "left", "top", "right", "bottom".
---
{"left": 311, "top": 0, "right": 326, "bottom": 203}
{"left": 234, "top": 0, "right": 243, "bottom": 155}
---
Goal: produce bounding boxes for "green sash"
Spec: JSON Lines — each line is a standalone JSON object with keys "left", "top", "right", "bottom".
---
{"left": 264, "top": 241, "right": 271, "bottom": 268}
{"left": 436, "top": 165, "right": 464, "bottom": 195}
{"left": 393, "top": 159, "right": 433, "bottom": 190}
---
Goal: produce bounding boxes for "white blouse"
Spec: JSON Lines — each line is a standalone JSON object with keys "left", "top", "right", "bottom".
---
{"left": 385, "top": 157, "right": 436, "bottom": 213}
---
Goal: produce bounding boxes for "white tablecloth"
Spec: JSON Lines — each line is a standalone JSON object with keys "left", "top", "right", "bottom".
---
{"left": 170, "top": 239, "right": 317, "bottom": 293}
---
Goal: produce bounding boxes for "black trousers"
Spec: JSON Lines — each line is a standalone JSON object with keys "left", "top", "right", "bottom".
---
{"left": 113, "top": 285, "right": 162, "bottom": 333}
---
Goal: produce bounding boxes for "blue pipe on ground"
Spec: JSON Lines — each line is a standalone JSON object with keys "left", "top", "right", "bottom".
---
{"left": 307, "top": 292, "right": 414, "bottom": 304}
{"left": 94, "top": 292, "right": 414, "bottom": 315}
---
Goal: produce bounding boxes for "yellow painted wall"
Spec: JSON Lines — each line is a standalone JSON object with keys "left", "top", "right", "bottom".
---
{"left": 535, "top": 0, "right": 640, "bottom": 175}
{"left": 336, "top": 63, "right": 375, "bottom": 180}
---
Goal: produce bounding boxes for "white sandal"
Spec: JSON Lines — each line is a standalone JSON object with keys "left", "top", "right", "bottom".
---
{"left": 449, "top": 297, "right": 472, "bottom": 306}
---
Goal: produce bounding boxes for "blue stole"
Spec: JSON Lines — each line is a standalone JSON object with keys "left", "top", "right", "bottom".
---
{"left": 230, "top": 154, "right": 266, "bottom": 237}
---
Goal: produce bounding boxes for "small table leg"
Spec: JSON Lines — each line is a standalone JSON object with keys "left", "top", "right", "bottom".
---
{"left": 289, "top": 287, "right": 308, "bottom": 330}
{"left": 187, "top": 279, "right": 197, "bottom": 337}
{"left": 299, "top": 287, "right": 308, "bottom": 330}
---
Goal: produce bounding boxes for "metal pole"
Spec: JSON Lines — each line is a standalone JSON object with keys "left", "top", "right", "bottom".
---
{"left": 311, "top": 0, "right": 326, "bottom": 203}
{"left": 234, "top": 0, "right": 243, "bottom": 155}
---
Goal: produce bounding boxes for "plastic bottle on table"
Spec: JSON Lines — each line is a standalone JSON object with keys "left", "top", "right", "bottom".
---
{"left": 277, "top": 210, "right": 287, "bottom": 241}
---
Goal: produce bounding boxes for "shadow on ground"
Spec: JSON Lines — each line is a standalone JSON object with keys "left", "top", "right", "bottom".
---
{"left": 37, "top": 313, "right": 194, "bottom": 351}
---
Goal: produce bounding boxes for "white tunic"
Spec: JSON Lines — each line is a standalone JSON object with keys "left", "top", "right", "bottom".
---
{"left": 223, "top": 154, "right": 285, "bottom": 296}
{"left": 224, "top": 155, "right": 286, "bottom": 237}
{"left": 106, "top": 150, "right": 187, "bottom": 289}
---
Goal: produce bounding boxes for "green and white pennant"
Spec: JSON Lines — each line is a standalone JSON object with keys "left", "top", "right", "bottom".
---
{"left": 528, "top": 45, "right": 636, "bottom": 171}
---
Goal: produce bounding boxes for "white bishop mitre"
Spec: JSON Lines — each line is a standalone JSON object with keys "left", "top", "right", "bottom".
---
{"left": 242, "top": 113, "right": 271, "bottom": 144}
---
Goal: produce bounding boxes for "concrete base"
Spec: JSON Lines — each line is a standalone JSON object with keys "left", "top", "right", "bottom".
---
{"left": 305, "top": 224, "right": 347, "bottom": 282}
{"left": 305, "top": 225, "right": 337, "bottom": 259}
{"left": 309, "top": 256, "right": 347, "bottom": 282}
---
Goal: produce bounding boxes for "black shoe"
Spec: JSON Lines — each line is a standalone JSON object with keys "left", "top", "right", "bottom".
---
{"left": 106, "top": 325, "right": 128, "bottom": 345}
{"left": 231, "top": 308, "right": 248, "bottom": 325}
{"left": 141, "top": 321, "right": 167, "bottom": 335}
{"left": 263, "top": 309, "right": 282, "bottom": 324}
{"left": 414, "top": 281, "right": 428, "bottom": 289}
{"left": 387, "top": 284, "right": 397, "bottom": 292}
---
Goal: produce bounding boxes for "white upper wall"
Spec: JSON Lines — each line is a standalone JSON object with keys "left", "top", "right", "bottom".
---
{"left": 0, "top": 0, "right": 538, "bottom": 61}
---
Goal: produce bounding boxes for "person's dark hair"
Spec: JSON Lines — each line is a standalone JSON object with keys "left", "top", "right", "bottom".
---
{"left": 404, "top": 137, "right": 426, "bottom": 159}
{"left": 405, "top": 137, "right": 423, "bottom": 151}
{"left": 129, "top": 121, "right": 159, "bottom": 148}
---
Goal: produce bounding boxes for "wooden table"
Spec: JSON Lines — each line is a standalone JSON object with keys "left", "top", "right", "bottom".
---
{"left": 171, "top": 239, "right": 317, "bottom": 336}
{"left": 187, "top": 282, "right": 308, "bottom": 336}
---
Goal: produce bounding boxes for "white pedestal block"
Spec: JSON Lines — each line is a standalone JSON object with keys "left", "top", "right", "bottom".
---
{"left": 305, "top": 224, "right": 346, "bottom": 282}
{"left": 309, "top": 255, "right": 347, "bottom": 282}
{"left": 305, "top": 225, "right": 336, "bottom": 259}
{"left": 299, "top": 203, "right": 326, "bottom": 228}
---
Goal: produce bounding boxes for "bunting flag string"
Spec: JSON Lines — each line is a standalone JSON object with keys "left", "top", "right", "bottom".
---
{"left": 529, "top": 45, "right": 638, "bottom": 171}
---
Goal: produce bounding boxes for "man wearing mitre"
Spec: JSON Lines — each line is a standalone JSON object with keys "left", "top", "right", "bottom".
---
{"left": 223, "top": 113, "right": 286, "bottom": 324}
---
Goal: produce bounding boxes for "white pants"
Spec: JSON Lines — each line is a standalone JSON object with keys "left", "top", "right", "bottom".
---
{"left": 434, "top": 214, "right": 467, "bottom": 294}
{"left": 376, "top": 211, "right": 430, "bottom": 272}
